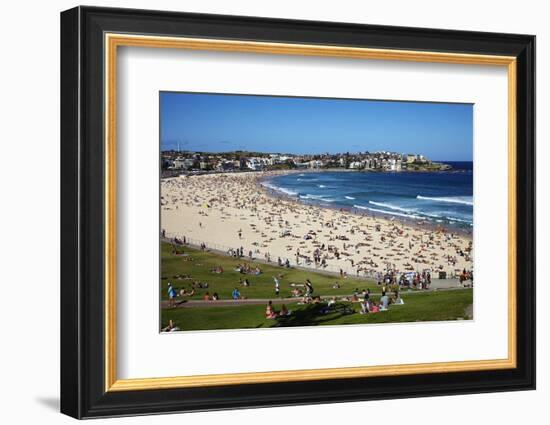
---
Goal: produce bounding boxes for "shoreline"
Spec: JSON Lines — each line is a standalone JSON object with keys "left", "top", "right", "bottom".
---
{"left": 161, "top": 171, "right": 473, "bottom": 278}
{"left": 255, "top": 170, "right": 473, "bottom": 238}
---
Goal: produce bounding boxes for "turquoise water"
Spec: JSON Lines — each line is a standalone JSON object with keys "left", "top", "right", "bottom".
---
{"left": 263, "top": 162, "right": 473, "bottom": 230}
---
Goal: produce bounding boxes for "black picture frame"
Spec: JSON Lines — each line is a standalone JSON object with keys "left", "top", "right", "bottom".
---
{"left": 61, "top": 5, "right": 535, "bottom": 419}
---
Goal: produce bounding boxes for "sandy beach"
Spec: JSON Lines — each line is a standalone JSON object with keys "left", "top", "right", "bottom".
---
{"left": 160, "top": 171, "right": 473, "bottom": 279}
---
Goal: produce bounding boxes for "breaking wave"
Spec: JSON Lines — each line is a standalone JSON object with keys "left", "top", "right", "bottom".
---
{"left": 417, "top": 195, "right": 473, "bottom": 206}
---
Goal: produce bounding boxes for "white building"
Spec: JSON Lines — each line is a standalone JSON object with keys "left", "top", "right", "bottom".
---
{"left": 246, "top": 158, "right": 263, "bottom": 170}
{"left": 349, "top": 161, "right": 364, "bottom": 169}
{"left": 247, "top": 157, "right": 271, "bottom": 170}
{"left": 173, "top": 157, "right": 195, "bottom": 169}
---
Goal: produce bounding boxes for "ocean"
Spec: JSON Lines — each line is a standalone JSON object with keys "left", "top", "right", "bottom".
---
{"left": 262, "top": 161, "right": 473, "bottom": 231}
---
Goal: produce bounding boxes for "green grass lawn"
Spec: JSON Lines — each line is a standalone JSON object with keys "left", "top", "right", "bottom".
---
{"left": 162, "top": 289, "right": 473, "bottom": 331}
{"left": 160, "top": 242, "right": 381, "bottom": 301}
{"left": 160, "top": 242, "right": 473, "bottom": 331}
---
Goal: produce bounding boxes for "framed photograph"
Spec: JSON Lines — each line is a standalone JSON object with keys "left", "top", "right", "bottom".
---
{"left": 60, "top": 6, "right": 535, "bottom": 419}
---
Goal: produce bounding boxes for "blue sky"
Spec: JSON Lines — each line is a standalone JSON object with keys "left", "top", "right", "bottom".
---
{"left": 160, "top": 92, "right": 473, "bottom": 161}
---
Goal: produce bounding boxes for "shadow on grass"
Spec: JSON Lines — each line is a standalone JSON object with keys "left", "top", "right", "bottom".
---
{"left": 273, "top": 303, "right": 355, "bottom": 327}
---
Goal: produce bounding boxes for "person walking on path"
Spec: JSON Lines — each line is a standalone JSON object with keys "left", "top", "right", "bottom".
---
{"left": 305, "top": 279, "right": 314, "bottom": 297}
{"left": 167, "top": 283, "right": 177, "bottom": 308}
{"left": 274, "top": 277, "right": 280, "bottom": 297}
{"left": 232, "top": 287, "right": 241, "bottom": 300}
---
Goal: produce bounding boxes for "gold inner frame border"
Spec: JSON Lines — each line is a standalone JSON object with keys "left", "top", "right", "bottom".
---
{"left": 104, "top": 33, "right": 517, "bottom": 392}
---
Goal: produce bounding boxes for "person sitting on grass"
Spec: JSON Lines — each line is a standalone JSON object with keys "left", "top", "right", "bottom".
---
{"left": 167, "top": 283, "right": 177, "bottom": 308}
{"left": 360, "top": 299, "right": 371, "bottom": 315}
{"left": 179, "top": 287, "right": 195, "bottom": 297}
{"left": 193, "top": 281, "right": 208, "bottom": 289}
{"left": 265, "top": 300, "right": 278, "bottom": 319}
{"left": 380, "top": 293, "right": 391, "bottom": 310}
{"left": 232, "top": 287, "right": 241, "bottom": 300}
{"left": 236, "top": 263, "right": 248, "bottom": 274}
{"left": 393, "top": 295, "right": 405, "bottom": 305}
{"left": 210, "top": 265, "right": 224, "bottom": 274}
{"left": 301, "top": 295, "right": 312, "bottom": 304}
{"left": 370, "top": 302, "right": 380, "bottom": 313}
{"left": 203, "top": 292, "right": 211, "bottom": 301}
{"left": 321, "top": 297, "right": 337, "bottom": 314}
{"left": 279, "top": 304, "right": 291, "bottom": 317}
{"left": 291, "top": 288, "right": 303, "bottom": 298}
{"left": 364, "top": 289, "right": 371, "bottom": 301}
{"left": 161, "top": 319, "right": 180, "bottom": 332}
{"left": 212, "top": 292, "right": 219, "bottom": 301}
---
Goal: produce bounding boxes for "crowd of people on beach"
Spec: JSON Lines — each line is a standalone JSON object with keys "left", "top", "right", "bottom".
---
{"left": 160, "top": 172, "right": 474, "bottom": 332}
{"left": 161, "top": 172, "right": 474, "bottom": 281}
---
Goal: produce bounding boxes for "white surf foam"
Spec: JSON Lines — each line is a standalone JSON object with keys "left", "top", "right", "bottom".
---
{"left": 416, "top": 195, "right": 473, "bottom": 206}
{"left": 368, "top": 201, "right": 416, "bottom": 214}
{"left": 354, "top": 205, "right": 423, "bottom": 220}
{"left": 262, "top": 182, "right": 297, "bottom": 196}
